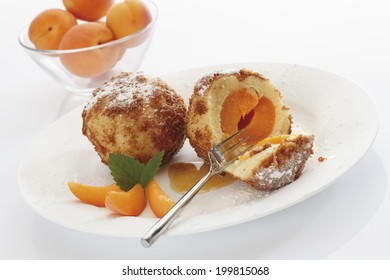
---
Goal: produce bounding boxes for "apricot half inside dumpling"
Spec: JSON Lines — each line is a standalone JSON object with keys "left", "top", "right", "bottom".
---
{"left": 186, "top": 68, "right": 292, "bottom": 160}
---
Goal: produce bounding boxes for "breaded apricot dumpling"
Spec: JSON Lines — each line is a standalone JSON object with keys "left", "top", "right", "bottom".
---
{"left": 187, "top": 68, "right": 292, "bottom": 161}
{"left": 82, "top": 72, "right": 187, "bottom": 165}
{"left": 187, "top": 68, "right": 314, "bottom": 191}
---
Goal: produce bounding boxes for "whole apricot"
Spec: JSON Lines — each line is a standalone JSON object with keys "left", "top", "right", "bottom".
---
{"left": 106, "top": 0, "right": 152, "bottom": 40}
{"left": 63, "top": 0, "right": 114, "bottom": 21}
{"left": 59, "top": 22, "right": 120, "bottom": 77}
{"left": 28, "top": 9, "right": 77, "bottom": 50}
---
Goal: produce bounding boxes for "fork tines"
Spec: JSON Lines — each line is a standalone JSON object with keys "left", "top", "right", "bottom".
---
{"left": 214, "top": 129, "right": 254, "bottom": 164}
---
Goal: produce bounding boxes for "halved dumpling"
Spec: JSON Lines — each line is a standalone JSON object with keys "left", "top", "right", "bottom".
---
{"left": 187, "top": 68, "right": 314, "bottom": 191}
{"left": 186, "top": 68, "right": 292, "bottom": 160}
{"left": 225, "top": 134, "right": 314, "bottom": 191}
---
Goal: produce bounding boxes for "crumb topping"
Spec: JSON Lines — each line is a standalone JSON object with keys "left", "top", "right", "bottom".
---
{"left": 193, "top": 68, "right": 267, "bottom": 96}
{"left": 243, "top": 134, "right": 314, "bottom": 191}
{"left": 318, "top": 156, "right": 327, "bottom": 162}
{"left": 81, "top": 71, "right": 187, "bottom": 165}
{"left": 84, "top": 72, "right": 173, "bottom": 112}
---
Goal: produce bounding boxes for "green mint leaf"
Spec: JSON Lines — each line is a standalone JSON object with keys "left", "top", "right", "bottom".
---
{"left": 140, "top": 151, "right": 164, "bottom": 188}
{"left": 108, "top": 153, "right": 144, "bottom": 192}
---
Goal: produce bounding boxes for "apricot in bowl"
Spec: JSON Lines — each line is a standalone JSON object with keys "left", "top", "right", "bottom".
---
{"left": 18, "top": 0, "right": 158, "bottom": 95}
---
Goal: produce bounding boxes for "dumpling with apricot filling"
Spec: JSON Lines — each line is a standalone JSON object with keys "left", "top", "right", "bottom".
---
{"left": 186, "top": 68, "right": 313, "bottom": 190}
{"left": 186, "top": 68, "right": 292, "bottom": 160}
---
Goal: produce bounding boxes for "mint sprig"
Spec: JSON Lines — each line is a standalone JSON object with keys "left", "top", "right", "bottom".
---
{"left": 108, "top": 151, "right": 164, "bottom": 192}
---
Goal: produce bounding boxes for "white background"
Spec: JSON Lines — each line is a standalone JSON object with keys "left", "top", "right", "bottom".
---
{"left": 1, "top": 0, "right": 389, "bottom": 259}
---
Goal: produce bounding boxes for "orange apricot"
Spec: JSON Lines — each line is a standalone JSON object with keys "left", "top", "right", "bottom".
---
{"left": 255, "top": 134, "right": 290, "bottom": 147}
{"left": 59, "top": 22, "right": 120, "bottom": 77}
{"left": 240, "top": 96, "right": 276, "bottom": 143}
{"left": 63, "top": 0, "right": 114, "bottom": 22}
{"left": 68, "top": 182, "right": 120, "bottom": 207}
{"left": 105, "top": 184, "right": 146, "bottom": 216}
{"left": 220, "top": 89, "right": 276, "bottom": 144}
{"left": 220, "top": 88, "right": 258, "bottom": 136}
{"left": 146, "top": 179, "right": 175, "bottom": 218}
{"left": 28, "top": 9, "right": 77, "bottom": 50}
{"left": 106, "top": 0, "right": 152, "bottom": 47}
{"left": 238, "top": 135, "right": 290, "bottom": 161}
{"left": 106, "top": 0, "right": 152, "bottom": 40}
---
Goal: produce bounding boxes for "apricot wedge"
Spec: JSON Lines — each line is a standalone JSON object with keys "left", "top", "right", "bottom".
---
{"left": 146, "top": 179, "right": 175, "bottom": 218}
{"left": 105, "top": 184, "right": 146, "bottom": 216}
{"left": 241, "top": 96, "right": 276, "bottom": 143}
{"left": 255, "top": 134, "right": 290, "bottom": 147}
{"left": 220, "top": 88, "right": 258, "bottom": 135}
{"left": 68, "top": 182, "right": 120, "bottom": 207}
{"left": 220, "top": 89, "right": 276, "bottom": 144}
{"left": 238, "top": 135, "right": 290, "bottom": 161}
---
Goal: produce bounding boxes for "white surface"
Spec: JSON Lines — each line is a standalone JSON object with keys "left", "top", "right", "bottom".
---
{"left": 18, "top": 63, "right": 378, "bottom": 238}
{"left": 1, "top": 0, "right": 389, "bottom": 259}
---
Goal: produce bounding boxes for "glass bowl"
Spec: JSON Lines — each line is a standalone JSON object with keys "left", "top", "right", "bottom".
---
{"left": 19, "top": 0, "right": 158, "bottom": 96}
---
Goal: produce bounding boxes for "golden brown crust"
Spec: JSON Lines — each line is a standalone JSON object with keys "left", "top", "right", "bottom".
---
{"left": 188, "top": 126, "right": 213, "bottom": 161}
{"left": 193, "top": 68, "right": 267, "bottom": 96}
{"left": 82, "top": 72, "right": 187, "bottom": 165}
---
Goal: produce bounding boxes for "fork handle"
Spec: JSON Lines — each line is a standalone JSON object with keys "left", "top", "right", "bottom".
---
{"left": 141, "top": 167, "right": 215, "bottom": 248}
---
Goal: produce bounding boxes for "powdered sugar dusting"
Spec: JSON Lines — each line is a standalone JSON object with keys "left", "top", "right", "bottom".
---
{"left": 84, "top": 72, "right": 162, "bottom": 111}
{"left": 269, "top": 170, "right": 285, "bottom": 179}
{"left": 254, "top": 152, "right": 305, "bottom": 190}
{"left": 212, "top": 68, "right": 244, "bottom": 76}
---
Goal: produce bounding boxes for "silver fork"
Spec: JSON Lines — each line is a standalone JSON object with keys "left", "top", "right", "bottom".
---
{"left": 141, "top": 129, "right": 254, "bottom": 248}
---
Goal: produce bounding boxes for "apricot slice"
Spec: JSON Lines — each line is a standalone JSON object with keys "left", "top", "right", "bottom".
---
{"left": 255, "top": 134, "right": 290, "bottom": 147}
{"left": 238, "top": 135, "right": 290, "bottom": 161}
{"left": 241, "top": 96, "right": 276, "bottom": 143}
{"left": 68, "top": 182, "right": 120, "bottom": 207}
{"left": 220, "top": 89, "right": 258, "bottom": 136}
{"left": 146, "top": 179, "right": 175, "bottom": 218}
{"left": 220, "top": 89, "right": 276, "bottom": 144}
{"left": 105, "top": 184, "right": 146, "bottom": 216}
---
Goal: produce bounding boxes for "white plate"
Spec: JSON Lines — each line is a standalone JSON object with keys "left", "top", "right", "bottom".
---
{"left": 17, "top": 63, "right": 379, "bottom": 237}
